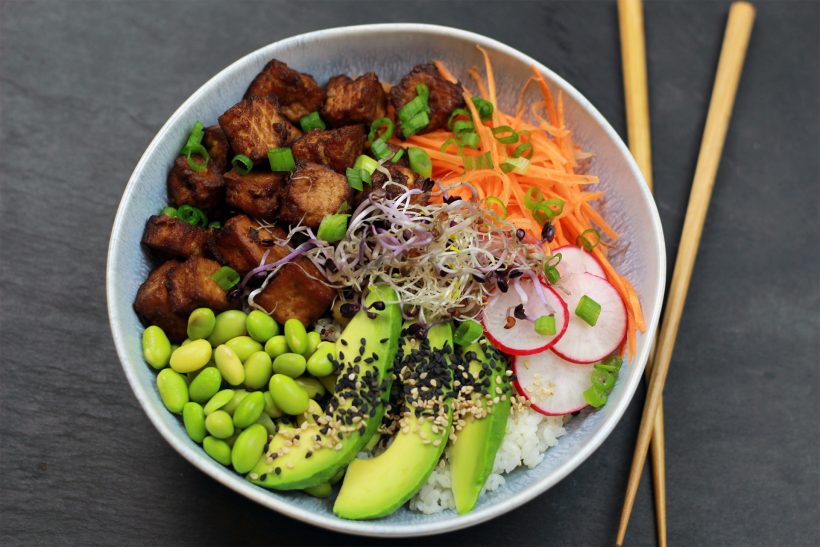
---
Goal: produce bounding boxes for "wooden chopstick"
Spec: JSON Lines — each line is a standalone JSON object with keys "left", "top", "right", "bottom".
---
{"left": 615, "top": 2, "right": 756, "bottom": 545}
{"left": 616, "top": 1, "right": 667, "bottom": 545}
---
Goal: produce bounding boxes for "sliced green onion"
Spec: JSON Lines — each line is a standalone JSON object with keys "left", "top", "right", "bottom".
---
{"left": 184, "top": 144, "right": 209, "bottom": 172}
{"left": 267, "top": 147, "right": 295, "bottom": 171}
{"left": 501, "top": 156, "right": 530, "bottom": 174}
{"left": 398, "top": 96, "right": 427, "bottom": 123}
{"left": 337, "top": 201, "right": 351, "bottom": 213}
{"left": 594, "top": 363, "right": 620, "bottom": 374}
{"left": 160, "top": 206, "right": 177, "bottom": 218}
{"left": 316, "top": 213, "right": 351, "bottom": 243}
{"left": 371, "top": 138, "right": 392, "bottom": 160}
{"left": 181, "top": 121, "right": 205, "bottom": 151}
{"left": 577, "top": 228, "right": 601, "bottom": 251}
{"left": 513, "top": 142, "right": 533, "bottom": 159}
{"left": 575, "top": 295, "right": 602, "bottom": 326}
{"left": 524, "top": 187, "right": 545, "bottom": 211}
{"left": 211, "top": 266, "right": 240, "bottom": 291}
{"left": 231, "top": 154, "right": 253, "bottom": 175}
{"left": 408, "top": 147, "right": 432, "bottom": 178}
{"left": 591, "top": 369, "right": 616, "bottom": 393}
{"left": 484, "top": 196, "right": 507, "bottom": 219}
{"left": 401, "top": 111, "right": 430, "bottom": 137}
{"left": 368, "top": 117, "right": 394, "bottom": 143}
{"left": 447, "top": 108, "right": 472, "bottom": 129}
{"left": 452, "top": 119, "right": 475, "bottom": 135}
{"left": 545, "top": 266, "right": 561, "bottom": 284}
{"left": 207, "top": 221, "right": 222, "bottom": 229}
{"left": 471, "top": 96, "right": 494, "bottom": 121}
{"left": 353, "top": 154, "right": 379, "bottom": 176}
{"left": 416, "top": 82, "right": 430, "bottom": 102}
{"left": 345, "top": 167, "right": 366, "bottom": 191}
{"left": 600, "top": 354, "right": 623, "bottom": 371}
{"left": 299, "top": 111, "right": 326, "bottom": 132}
{"left": 459, "top": 131, "right": 480, "bottom": 149}
{"left": 176, "top": 204, "right": 207, "bottom": 227}
{"left": 390, "top": 148, "right": 405, "bottom": 163}
{"left": 491, "top": 125, "right": 518, "bottom": 144}
{"left": 583, "top": 385, "right": 608, "bottom": 408}
{"left": 534, "top": 198, "right": 565, "bottom": 220}
{"left": 440, "top": 138, "right": 463, "bottom": 155}
{"left": 534, "top": 315, "right": 556, "bottom": 336}
{"left": 453, "top": 319, "right": 483, "bottom": 346}
{"left": 463, "top": 151, "right": 493, "bottom": 171}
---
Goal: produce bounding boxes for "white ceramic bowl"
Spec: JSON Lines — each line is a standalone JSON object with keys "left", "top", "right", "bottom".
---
{"left": 107, "top": 23, "right": 666, "bottom": 537}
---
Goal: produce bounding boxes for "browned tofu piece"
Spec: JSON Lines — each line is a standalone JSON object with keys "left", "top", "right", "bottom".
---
{"left": 218, "top": 97, "right": 301, "bottom": 166}
{"left": 254, "top": 257, "right": 336, "bottom": 326}
{"left": 244, "top": 59, "right": 325, "bottom": 124}
{"left": 321, "top": 73, "right": 388, "bottom": 127}
{"left": 166, "top": 155, "right": 225, "bottom": 214}
{"left": 279, "top": 162, "right": 353, "bottom": 229}
{"left": 133, "top": 260, "right": 188, "bottom": 342}
{"left": 369, "top": 163, "right": 431, "bottom": 205}
{"left": 203, "top": 124, "right": 230, "bottom": 172}
{"left": 291, "top": 125, "right": 366, "bottom": 173}
{"left": 209, "top": 215, "right": 290, "bottom": 276}
{"left": 165, "top": 256, "right": 238, "bottom": 317}
{"left": 141, "top": 215, "right": 212, "bottom": 259}
{"left": 224, "top": 171, "right": 284, "bottom": 221}
{"left": 389, "top": 63, "right": 465, "bottom": 133}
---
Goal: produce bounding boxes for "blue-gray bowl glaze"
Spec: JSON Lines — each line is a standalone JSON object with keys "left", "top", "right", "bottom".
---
{"left": 107, "top": 24, "right": 666, "bottom": 537}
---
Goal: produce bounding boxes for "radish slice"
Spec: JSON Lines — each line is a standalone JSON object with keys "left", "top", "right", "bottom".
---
{"left": 552, "top": 245, "right": 606, "bottom": 279}
{"left": 482, "top": 277, "right": 569, "bottom": 356}
{"left": 551, "top": 272, "right": 627, "bottom": 364}
{"left": 512, "top": 351, "right": 594, "bottom": 415}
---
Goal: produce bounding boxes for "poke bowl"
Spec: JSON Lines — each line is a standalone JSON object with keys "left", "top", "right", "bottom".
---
{"left": 106, "top": 23, "right": 666, "bottom": 537}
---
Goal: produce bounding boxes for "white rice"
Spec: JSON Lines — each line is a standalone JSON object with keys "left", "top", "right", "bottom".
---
{"left": 409, "top": 408, "right": 568, "bottom": 514}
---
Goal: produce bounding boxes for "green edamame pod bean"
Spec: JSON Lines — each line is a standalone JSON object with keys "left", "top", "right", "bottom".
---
{"left": 231, "top": 424, "right": 268, "bottom": 474}
{"left": 303, "top": 331, "right": 321, "bottom": 357}
{"left": 306, "top": 341, "right": 336, "bottom": 377}
{"left": 214, "top": 344, "right": 245, "bottom": 386}
{"left": 169, "top": 339, "right": 212, "bottom": 373}
{"left": 188, "top": 367, "right": 222, "bottom": 403}
{"left": 203, "top": 436, "right": 231, "bottom": 466}
{"left": 294, "top": 376, "right": 325, "bottom": 399}
{"left": 272, "top": 352, "right": 306, "bottom": 378}
{"left": 319, "top": 374, "right": 337, "bottom": 395}
{"left": 284, "top": 319, "right": 308, "bottom": 354}
{"left": 243, "top": 351, "right": 273, "bottom": 389}
{"left": 207, "top": 310, "right": 247, "bottom": 346}
{"left": 142, "top": 326, "right": 171, "bottom": 369}
{"left": 182, "top": 402, "right": 207, "bottom": 443}
{"left": 203, "top": 389, "right": 235, "bottom": 415}
{"left": 269, "top": 374, "right": 309, "bottom": 415}
{"left": 157, "top": 368, "right": 188, "bottom": 413}
{"left": 233, "top": 391, "right": 265, "bottom": 429}
{"left": 246, "top": 310, "right": 279, "bottom": 343}
{"left": 222, "top": 389, "right": 248, "bottom": 415}
{"left": 264, "top": 335, "right": 288, "bottom": 359}
{"left": 205, "top": 410, "right": 234, "bottom": 439}
{"left": 303, "top": 482, "right": 332, "bottom": 498}
{"left": 255, "top": 413, "right": 277, "bottom": 436}
{"left": 187, "top": 308, "right": 216, "bottom": 340}
{"left": 226, "top": 336, "right": 263, "bottom": 362}
{"left": 263, "top": 391, "right": 283, "bottom": 418}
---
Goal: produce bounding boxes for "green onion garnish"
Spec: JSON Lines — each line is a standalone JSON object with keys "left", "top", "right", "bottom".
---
{"left": 544, "top": 253, "right": 562, "bottom": 284}
{"left": 575, "top": 295, "right": 602, "bottom": 326}
{"left": 401, "top": 111, "right": 430, "bottom": 138}
{"left": 299, "top": 111, "right": 326, "bottom": 132}
{"left": 535, "top": 198, "right": 565, "bottom": 220}
{"left": 267, "top": 147, "right": 295, "bottom": 172}
{"left": 534, "top": 315, "right": 556, "bottom": 336}
{"left": 368, "top": 117, "right": 394, "bottom": 143}
{"left": 583, "top": 354, "right": 623, "bottom": 409}
{"left": 337, "top": 201, "right": 351, "bottom": 213}
{"left": 390, "top": 148, "right": 405, "bottom": 163}
{"left": 501, "top": 156, "right": 530, "bottom": 174}
{"left": 184, "top": 144, "right": 210, "bottom": 172}
{"left": 583, "top": 385, "right": 608, "bottom": 408}
{"left": 459, "top": 131, "right": 480, "bottom": 149}
{"left": 160, "top": 206, "right": 178, "bottom": 218}
{"left": 591, "top": 369, "right": 616, "bottom": 392}
{"left": 176, "top": 204, "right": 208, "bottom": 227}
{"left": 345, "top": 167, "right": 371, "bottom": 191}
{"left": 398, "top": 96, "right": 428, "bottom": 123}
{"left": 577, "top": 228, "right": 601, "bottom": 251}
{"left": 353, "top": 154, "right": 379, "bottom": 176}
{"left": 208, "top": 221, "right": 222, "bottom": 229}
{"left": 512, "top": 142, "right": 534, "bottom": 159}
{"left": 408, "top": 147, "right": 432, "bottom": 178}
{"left": 491, "top": 125, "right": 519, "bottom": 144}
{"left": 316, "top": 213, "right": 351, "bottom": 243}
{"left": 211, "top": 266, "right": 240, "bottom": 291}
{"left": 447, "top": 108, "right": 472, "bottom": 129}
{"left": 484, "top": 196, "right": 507, "bottom": 219}
{"left": 399, "top": 85, "right": 431, "bottom": 137}
{"left": 371, "top": 138, "right": 392, "bottom": 160}
{"left": 440, "top": 138, "right": 463, "bottom": 155}
{"left": 524, "top": 187, "right": 545, "bottom": 211}
{"left": 452, "top": 119, "right": 475, "bottom": 135}
{"left": 595, "top": 355, "right": 623, "bottom": 373}
{"left": 453, "top": 319, "right": 484, "bottom": 346}
{"left": 463, "top": 151, "right": 493, "bottom": 171}
{"left": 231, "top": 154, "right": 253, "bottom": 175}
{"left": 471, "top": 96, "right": 494, "bottom": 121}
{"left": 416, "top": 83, "right": 430, "bottom": 103}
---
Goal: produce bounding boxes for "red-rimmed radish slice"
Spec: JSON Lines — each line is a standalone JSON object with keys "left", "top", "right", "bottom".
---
{"left": 551, "top": 272, "right": 627, "bottom": 364}
{"left": 512, "top": 351, "right": 594, "bottom": 416}
{"left": 552, "top": 245, "right": 606, "bottom": 279}
{"left": 482, "top": 277, "right": 569, "bottom": 356}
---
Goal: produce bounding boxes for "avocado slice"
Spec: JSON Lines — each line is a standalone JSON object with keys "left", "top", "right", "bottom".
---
{"left": 333, "top": 322, "right": 454, "bottom": 519}
{"left": 450, "top": 339, "right": 511, "bottom": 514}
{"left": 248, "top": 285, "right": 401, "bottom": 490}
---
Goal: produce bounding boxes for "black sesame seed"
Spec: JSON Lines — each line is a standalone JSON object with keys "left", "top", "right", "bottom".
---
{"left": 274, "top": 467, "right": 282, "bottom": 475}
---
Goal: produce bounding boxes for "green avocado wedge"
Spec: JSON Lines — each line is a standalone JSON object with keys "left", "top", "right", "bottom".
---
{"left": 333, "top": 322, "right": 454, "bottom": 520}
{"left": 248, "top": 285, "right": 401, "bottom": 490}
{"left": 450, "top": 339, "right": 511, "bottom": 514}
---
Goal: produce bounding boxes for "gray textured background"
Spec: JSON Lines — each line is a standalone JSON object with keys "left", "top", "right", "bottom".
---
{"left": 1, "top": 1, "right": 817, "bottom": 546}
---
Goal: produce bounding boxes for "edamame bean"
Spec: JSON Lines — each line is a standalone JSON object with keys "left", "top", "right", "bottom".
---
{"left": 142, "top": 325, "right": 171, "bottom": 369}
{"left": 263, "top": 391, "right": 283, "bottom": 418}
{"left": 231, "top": 424, "right": 267, "bottom": 474}
{"left": 203, "top": 389, "right": 235, "bottom": 415}
{"left": 157, "top": 368, "right": 188, "bottom": 413}
{"left": 207, "top": 310, "right": 247, "bottom": 346}
{"left": 272, "top": 353, "right": 306, "bottom": 378}
{"left": 268, "top": 374, "right": 309, "bottom": 415}
{"left": 214, "top": 345, "right": 245, "bottom": 386}
{"left": 203, "top": 436, "right": 231, "bottom": 466}
{"left": 296, "top": 399, "right": 323, "bottom": 427}
{"left": 187, "top": 308, "right": 216, "bottom": 340}
{"left": 182, "top": 402, "right": 207, "bottom": 443}
{"left": 294, "top": 376, "right": 325, "bottom": 399}
{"left": 188, "top": 367, "right": 222, "bottom": 403}
{"left": 264, "top": 335, "right": 288, "bottom": 359}
{"left": 243, "top": 351, "right": 273, "bottom": 389}
{"left": 233, "top": 391, "right": 265, "bottom": 429}
{"left": 169, "top": 339, "right": 212, "bottom": 373}
{"left": 303, "top": 482, "right": 332, "bottom": 498}
{"left": 255, "top": 413, "right": 277, "bottom": 436}
{"left": 319, "top": 374, "right": 337, "bottom": 395}
{"left": 222, "top": 389, "right": 248, "bottom": 415}
{"left": 306, "top": 341, "right": 336, "bottom": 377}
{"left": 284, "top": 318, "right": 308, "bottom": 354}
{"left": 246, "top": 310, "right": 279, "bottom": 343}
{"left": 303, "top": 331, "right": 321, "bottom": 357}
{"left": 226, "top": 336, "right": 263, "bottom": 362}
{"left": 205, "top": 410, "right": 234, "bottom": 439}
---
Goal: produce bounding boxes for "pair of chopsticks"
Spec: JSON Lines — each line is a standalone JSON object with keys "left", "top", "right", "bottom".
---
{"left": 615, "top": 1, "right": 756, "bottom": 545}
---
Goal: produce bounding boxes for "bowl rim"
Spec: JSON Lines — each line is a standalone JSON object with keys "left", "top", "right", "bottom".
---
{"left": 107, "top": 22, "right": 666, "bottom": 537}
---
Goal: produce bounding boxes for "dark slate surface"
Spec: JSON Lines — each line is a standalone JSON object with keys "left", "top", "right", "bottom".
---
{"left": 1, "top": 1, "right": 817, "bottom": 545}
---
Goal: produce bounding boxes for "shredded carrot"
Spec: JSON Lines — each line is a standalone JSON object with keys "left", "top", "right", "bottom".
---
{"left": 406, "top": 54, "right": 647, "bottom": 359}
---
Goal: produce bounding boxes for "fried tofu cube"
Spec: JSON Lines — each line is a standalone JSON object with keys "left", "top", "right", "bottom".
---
{"left": 203, "top": 124, "right": 230, "bottom": 172}
{"left": 389, "top": 63, "right": 465, "bottom": 133}
{"left": 166, "top": 155, "right": 225, "bottom": 215}
{"left": 279, "top": 162, "right": 353, "bottom": 229}
{"left": 244, "top": 59, "right": 325, "bottom": 124}
{"left": 367, "top": 163, "right": 431, "bottom": 206}
{"left": 141, "top": 215, "right": 212, "bottom": 259}
{"left": 321, "top": 73, "right": 388, "bottom": 127}
{"left": 209, "top": 215, "right": 290, "bottom": 276}
{"left": 133, "top": 260, "right": 188, "bottom": 342}
{"left": 254, "top": 257, "right": 336, "bottom": 326}
{"left": 224, "top": 171, "right": 284, "bottom": 221}
{"left": 165, "top": 256, "right": 239, "bottom": 317}
{"left": 218, "top": 97, "right": 301, "bottom": 166}
{"left": 291, "top": 125, "right": 366, "bottom": 173}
